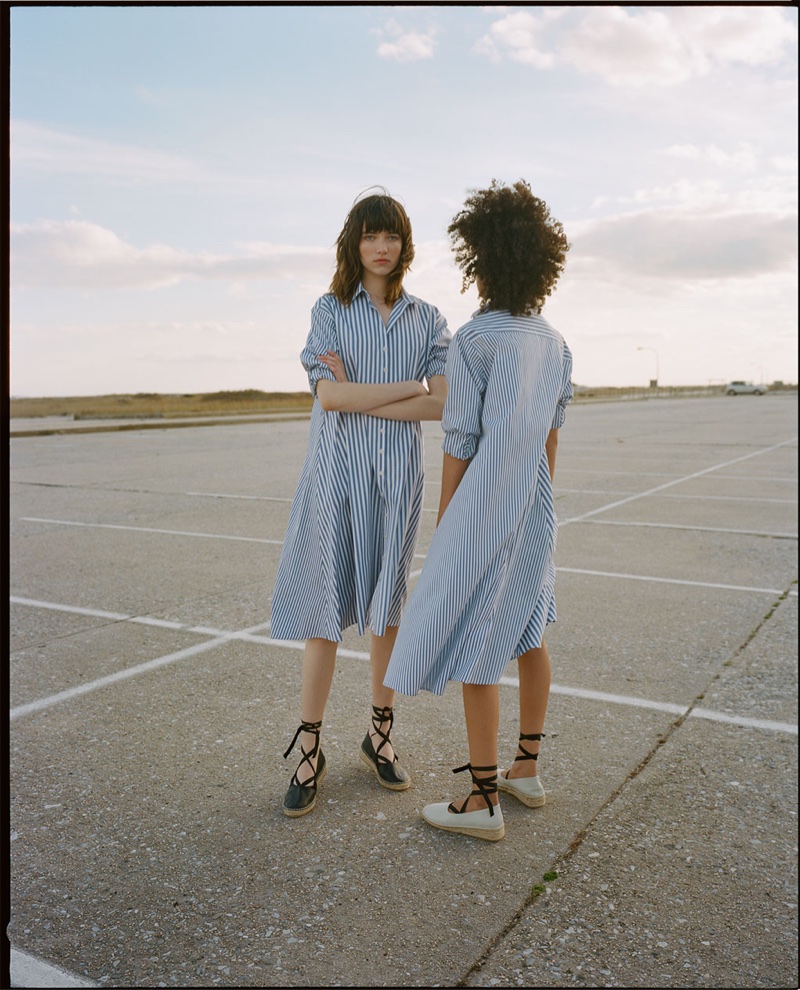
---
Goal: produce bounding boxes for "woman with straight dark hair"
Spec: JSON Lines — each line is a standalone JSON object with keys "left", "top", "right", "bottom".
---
{"left": 385, "top": 179, "right": 573, "bottom": 841}
{"left": 272, "top": 189, "right": 451, "bottom": 817}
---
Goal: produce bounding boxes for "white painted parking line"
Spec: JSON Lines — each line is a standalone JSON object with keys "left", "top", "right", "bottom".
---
{"left": 17, "top": 437, "right": 797, "bottom": 559}
{"left": 188, "top": 489, "right": 440, "bottom": 505}
{"left": 560, "top": 437, "right": 797, "bottom": 525}
{"left": 555, "top": 567, "right": 790, "bottom": 596}
{"left": 8, "top": 596, "right": 275, "bottom": 636}
{"left": 12, "top": 435, "right": 796, "bottom": 730}
{"left": 9, "top": 597, "right": 797, "bottom": 735}
{"left": 559, "top": 489, "right": 797, "bottom": 504}
{"left": 187, "top": 491, "right": 292, "bottom": 502}
{"left": 21, "top": 518, "right": 284, "bottom": 545}
{"left": 404, "top": 562, "right": 791, "bottom": 596}
{"left": 10, "top": 633, "right": 237, "bottom": 721}
{"left": 17, "top": 517, "right": 797, "bottom": 559}
{"left": 558, "top": 468, "right": 797, "bottom": 483}
{"left": 583, "top": 519, "right": 797, "bottom": 539}
{"left": 10, "top": 946, "right": 99, "bottom": 988}
{"left": 498, "top": 677, "right": 797, "bottom": 735}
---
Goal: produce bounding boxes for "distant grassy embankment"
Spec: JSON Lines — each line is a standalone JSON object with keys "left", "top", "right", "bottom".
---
{"left": 9, "top": 390, "right": 314, "bottom": 419}
{"left": 9, "top": 383, "right": 796, "bottom": 421}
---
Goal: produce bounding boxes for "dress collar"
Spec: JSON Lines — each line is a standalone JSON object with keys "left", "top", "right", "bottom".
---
{"left": 355, "top": 282, "right": 411, "bottom": 306}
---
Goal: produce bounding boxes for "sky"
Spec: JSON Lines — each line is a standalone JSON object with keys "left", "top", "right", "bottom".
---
{"left": 9, "top": 3, "right": 799, "bottom": 397}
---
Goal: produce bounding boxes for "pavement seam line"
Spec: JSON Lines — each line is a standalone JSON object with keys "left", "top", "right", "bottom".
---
{"left": 455, "top": 585, "right": 797, "bottom": 986}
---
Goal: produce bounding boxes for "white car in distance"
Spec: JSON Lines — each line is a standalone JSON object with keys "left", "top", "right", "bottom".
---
{"left": 726, "top": 381, "right": 767, "bottom": 395}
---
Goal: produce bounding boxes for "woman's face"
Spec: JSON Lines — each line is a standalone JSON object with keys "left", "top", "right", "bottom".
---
{"left": 359, "top": 228, "right": 402, "bottom": 279}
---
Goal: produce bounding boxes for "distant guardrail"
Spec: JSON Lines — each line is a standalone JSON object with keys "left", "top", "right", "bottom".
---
{"left": 572, "top": 385, "right": 797, "bottom": 402}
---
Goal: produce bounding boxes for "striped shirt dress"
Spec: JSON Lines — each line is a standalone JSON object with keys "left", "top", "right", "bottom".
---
{"left": 270, "top": 285, "right": 451, "bottom": 642}
{"left": 384, "top": 308, "right": 573, "bottom": 696}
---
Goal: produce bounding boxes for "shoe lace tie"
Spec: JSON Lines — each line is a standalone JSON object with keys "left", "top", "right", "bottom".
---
{"left": 515, "top": 731, "right": 545, "bottom": 765}
{"left": 370, "top": 705, "right": 398, "bottom": 767}
{"left": 283, "top": 719, "right": 322, "bottom": 787}
{"left": 449, "top": 763, "right": 499, "bottom": 817}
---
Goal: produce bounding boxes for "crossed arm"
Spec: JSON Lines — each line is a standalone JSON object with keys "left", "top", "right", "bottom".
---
{"left": 314, "top": 351, "right": 448, "bottom": 422}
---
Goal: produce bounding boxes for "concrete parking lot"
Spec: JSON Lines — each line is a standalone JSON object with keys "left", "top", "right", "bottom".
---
{"left": 8, "top": 394, "right": 798, "bottom": 988}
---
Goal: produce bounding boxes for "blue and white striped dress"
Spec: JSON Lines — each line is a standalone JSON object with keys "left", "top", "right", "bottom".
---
{"left": 270, "top": 285, "right": 451, "bottom": 641}
{"left": 384, "top": 308, "right": 573, "bottom": 696}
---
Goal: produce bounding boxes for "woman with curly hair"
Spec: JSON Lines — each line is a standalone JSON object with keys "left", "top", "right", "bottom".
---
{"left": 272, "top": 189, "right": 451, "bottom": 817}
{"left": 384, "top": 179, "right": 573, "bottom": 841}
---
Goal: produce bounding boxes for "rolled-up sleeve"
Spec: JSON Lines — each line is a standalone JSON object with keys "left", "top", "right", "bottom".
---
{"left": 441, "top": 334, "right": 484, "bottom": 461}
{"left": 551, "top": 342, "right": 574, "bottom": 430}
{"left": 425, "top": 307, "right": 452, "bottom": 380}
{"left": 301, "top": 297, "right": 338, "bottom": 397}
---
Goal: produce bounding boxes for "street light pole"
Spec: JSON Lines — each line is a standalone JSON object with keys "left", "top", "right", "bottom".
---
{"left": 637, "top": 346, "right": 660, "bottom": 387}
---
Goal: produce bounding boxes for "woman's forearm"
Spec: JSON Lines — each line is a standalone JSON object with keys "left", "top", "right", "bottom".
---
{"left": 316, "top": 379, "right": 424, "bottom": 413}
{"left": 545, "top": 428, "right": 559, "bottom": 480}
{"left": 437, "top": 452, "right": 471, "bottom": 525}
{"left": 363, "top": 375, "right": 447, "bottom": 422}
{"left": 363, "top": 394, "right": 444, "bottom": 422}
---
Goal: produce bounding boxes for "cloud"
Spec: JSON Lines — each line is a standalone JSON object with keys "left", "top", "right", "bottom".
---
{"left": 10, "top": 120, "right": 212, "bottom": 184}
{"left": 590, "top": 163, "right": 797, "bottom": 219}
{"left": 477, "top": 7, "right": 796, "bottom": 86}
{"left": 374, "top": 18, "right": 437, "bottom": 62}
{"left": 561, "top": 8, "right": 701, "bottom": 86}
{"left": 15, "top": 200, "right": 793, "bottom": 301}
{"left": 664, "top": 144, "right": 759, "bottom": 172}
{"left": 474, "top": 10, "right": 559, "bottom": 68}
{"left": 11, "top": 221, "right": 334, "bottom": 290}
{"left": 668, "top": 5, "right": 798, "bottom": 69}
{"left": 569, "top": 207, "right": 797, "bottom": 282}
{"left": 770, "top": 155, "right": 799, "bottom": 174}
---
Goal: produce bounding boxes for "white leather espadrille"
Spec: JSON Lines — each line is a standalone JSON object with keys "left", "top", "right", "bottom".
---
{"left": 498, "top": 732, "right": 547, "bottom": 808}
{"left": 422, "top": 763, "right": 505, "bottom": 841}
{"left": 422, "top": 801, "right": 505, "bottom": 841}
{"left": 497, "top": 770, "right": 546, "bottom": 808}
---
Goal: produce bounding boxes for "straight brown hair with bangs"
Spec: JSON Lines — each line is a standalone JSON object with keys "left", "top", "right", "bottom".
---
{"left": 330, "top": 191, "right": 415, "bottom": 306}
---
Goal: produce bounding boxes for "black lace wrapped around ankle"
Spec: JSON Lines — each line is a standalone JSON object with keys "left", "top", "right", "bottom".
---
{"left": 449, "top": 763, "right": 499, "bottom": 817}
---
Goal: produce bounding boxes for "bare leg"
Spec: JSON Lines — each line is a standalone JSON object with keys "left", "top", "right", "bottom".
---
{"left": 460, "top": 682, "right": 500, "bottom": 811}
{"left": 506, "top": 641, "right": 551, "bottom": 779}
{"left": 370, "top": 625, "right": 398, "bottom": 707}
{"left": 369, "top": 625, "right": 399, "bottom": 760}
{"left": 294, "top": 637, "right": 337, "bottom": 784}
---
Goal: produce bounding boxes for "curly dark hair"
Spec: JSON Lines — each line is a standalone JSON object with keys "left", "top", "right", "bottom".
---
{"left": 330, "top": 190, "right": 415, "bottom": 306}
{"left": 448, "top": 179, "right": 570, "bottom": 316}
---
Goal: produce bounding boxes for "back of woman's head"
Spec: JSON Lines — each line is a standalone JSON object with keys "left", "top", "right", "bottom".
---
{"left": 448, "top": 179, "right": 569, "bottom": 316}
{"left": 330, "top": 189, "right": 415, "bottom": 306}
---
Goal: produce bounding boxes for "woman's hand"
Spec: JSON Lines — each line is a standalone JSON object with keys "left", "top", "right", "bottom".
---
{"left": 319, "top": 351, "right": 349, "bottom": 383}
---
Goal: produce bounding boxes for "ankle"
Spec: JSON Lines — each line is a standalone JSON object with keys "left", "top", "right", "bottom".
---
{"left": 301, "top": 729, "right": 320, "bottom": 751}
{"left": 369, "top": 705, "right": 396, "bottom": 747}
{"left": 506, "top": 763, "right": 538, "bottom": 780}
{"left": 509, "top": 731, "right": 544, "bottom": 773}
{"left": 450, "top": 763, "right": 499, "bottom": 815}
{"left": 370, "top": 703, "right": 393, "bottom": 728}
